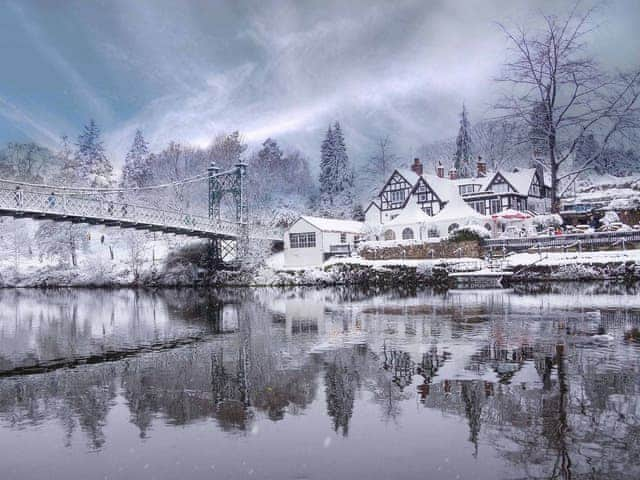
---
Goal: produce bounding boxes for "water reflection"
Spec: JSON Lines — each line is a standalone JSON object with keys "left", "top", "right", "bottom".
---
{"left": 0, "top": 284, "right": 639, "bottom": 479}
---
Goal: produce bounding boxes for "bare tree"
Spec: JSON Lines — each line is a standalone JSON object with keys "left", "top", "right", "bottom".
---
{"left": 363, "top": 136, "right": 397, "bottom": 193}
{"left": 495, "top": 3, "right": 640, "bottom": 211}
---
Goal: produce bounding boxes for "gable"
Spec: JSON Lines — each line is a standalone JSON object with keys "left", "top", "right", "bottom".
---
{"left": 379, "top": 170, "right": 414, "bottom": 210}
{"left": 412, "top": 177, "right": 443, "bottom": 204}
{"left": 486, "top": 172, "right": 517, "bottom": 193}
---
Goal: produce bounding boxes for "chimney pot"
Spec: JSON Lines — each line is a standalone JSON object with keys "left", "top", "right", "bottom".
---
{"left": 436, "top": 161, "right": 445, "bottom": 178}
{"left": 476, "top": 155, "right": 487, "bottom": 177}
{"left": 410, "top": 157, "right": 423, "bottom": 176}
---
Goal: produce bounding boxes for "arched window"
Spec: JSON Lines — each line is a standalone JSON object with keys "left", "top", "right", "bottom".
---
{"left": 448, "top": 223, "right": 459, "bottom": 233}
{"left": 384, "top": 229, "right": 396, "bottom": 241}
{"left": 402, "top": 228, "right": 414, "bottom": 240}
{"left": 484, "top": 223, "right": 493, "bottom": 231}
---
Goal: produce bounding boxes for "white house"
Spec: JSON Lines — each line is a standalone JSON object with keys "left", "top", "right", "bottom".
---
{"left": 283, "top": 215, "right": 364, "bottom": 268}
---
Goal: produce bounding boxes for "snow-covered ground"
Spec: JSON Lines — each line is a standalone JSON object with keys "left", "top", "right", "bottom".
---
{"left": 0, "top": 219, "right": 206, "bottom": 286}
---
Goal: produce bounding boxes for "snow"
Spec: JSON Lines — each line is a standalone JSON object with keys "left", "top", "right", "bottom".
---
{"left": 299, "top": 215, "right": 364, "bottom": 233}
{"left": 505, "top": 249, "right": 640, "bottom": 267}
{"left": 265, "top": 251, "right": 284, "bottom": 269}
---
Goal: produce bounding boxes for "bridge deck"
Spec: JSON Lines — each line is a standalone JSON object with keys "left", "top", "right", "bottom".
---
{"left": 0, "top": 187, "right": 281, "bottom": 242}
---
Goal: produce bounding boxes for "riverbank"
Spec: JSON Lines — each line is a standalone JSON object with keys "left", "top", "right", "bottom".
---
{"left": 2, "top": 244, "right": 640, "bottom": 288}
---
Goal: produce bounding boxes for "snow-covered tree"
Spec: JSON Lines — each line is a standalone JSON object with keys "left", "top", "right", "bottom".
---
{"left": 75, "top": 119, "right": 114, "bottom": 187}
{"left": 121, "top": 129, "right": 151, "bottom": 188}
{"left": 454, "top": 105, "right": 473, "bottom": 178}
{"left": 0, "top": 218, "right": 31, "bottom": 273}
{"left": 319, "top": 122, "right": 354, "bottom": 218}
{"left": 208, "top": 131, "right": 247, "bottom": 169}
{"left": 0, "top": 142, "right": 55, "bottom": 182}
{"left": 35, "top": 220, "right": 89, "bottom": 267}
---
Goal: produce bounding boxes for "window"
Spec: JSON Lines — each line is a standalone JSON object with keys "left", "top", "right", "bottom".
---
{"left": 448, "top": 223, "right": 459, "bottom": 233}
{"left": 390, "top": 190, "right": 405, "bottom": 204}
{"left": 472, "top": 201, "right": 486, "bottom": 215}
{"left": 490, "top": 199, "right": 501, "bottom": 214}
{"left": 428, "top": 226, "right": 439, "bottom": 238}
{"left": 384, "top": 229, "right": 396, "bottom": 241}
{"left": 422, "top": 206, "right": 433, "bottom": 216}
{"left": 340, "top": 233, "right": 347, "bottom": 243}
{"left": 402, "top": 228, "right": 414, "bottom": 240}
{"left": 484, "top": 223, "right": 492, "bottom": 231}
{"left": 289, "top": 232, "right": 316, "bottom": 248}
{"left": 418, "top": 193, "right": 427, "bottom": 202}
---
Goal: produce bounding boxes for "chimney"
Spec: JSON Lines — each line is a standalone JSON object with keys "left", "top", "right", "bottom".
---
{"left": 449, "top": 168, "right": 457, "bottom": 180}
{"left": 477, "top": 156, "right": 487, "bottom": 177}
{"left": 410, "top": 157, "right": 423, "bottom": 176}
{"left": 436, "top": 161, "right": 445, "bottom": 178}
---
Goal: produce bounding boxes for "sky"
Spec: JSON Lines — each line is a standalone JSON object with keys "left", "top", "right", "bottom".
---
{"left": 0, "top": 0, "right": 638, "bottom": 170}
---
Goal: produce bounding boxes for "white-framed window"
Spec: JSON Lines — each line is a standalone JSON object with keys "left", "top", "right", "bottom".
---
{"left": 427, "top": 226, "right": 439, "bottom": 238}
{"left": 289, "top": 232, "right": 316, "bottom": 248}
{"left": 340, "top": 233, "right": 347, "bottom": 243}
{"left": 384, "top": 229, "right": 396, "bottom": 241}
{"left": 490, "top": 199, "right": 501, "bottom": 214}
{"left": 390, "top": 190, "right": 405, "bottom": 204}
{"left": 402, "top": 228, "right": 414, "bottom": 240}
{"left": 422, "top": 206, "right": 433, "bottom": 216}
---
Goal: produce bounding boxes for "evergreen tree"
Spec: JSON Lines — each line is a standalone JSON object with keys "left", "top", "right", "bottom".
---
{"left": 454, "top": 105, "right": 473, "bottom": 178}
{"left": 75, "top": 119, "right": 113, "bottom": 187}
{"left": 121, "top": 129, "right": 151, "bottom": 188}
{"left": 574, "top": 133, "right": 600, "bottom": 172}
{"left": 319, "top": 122, "right": 354, "bottom": 217}
{"left": 529, "top": 102, "right": 551, "bottom": 166}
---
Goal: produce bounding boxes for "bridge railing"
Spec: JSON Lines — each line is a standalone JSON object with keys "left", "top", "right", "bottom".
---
{"left": 0, "top": 187, "right": 282, "bottom": 240}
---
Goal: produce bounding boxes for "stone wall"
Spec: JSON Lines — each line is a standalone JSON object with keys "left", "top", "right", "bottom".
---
{"left": 359, "top": 240, "right": 481, "bottom": 260}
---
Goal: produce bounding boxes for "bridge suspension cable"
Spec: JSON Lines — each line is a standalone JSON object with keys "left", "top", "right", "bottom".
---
{"left": 0, "top": 173, "right": 210, "bottom": 195}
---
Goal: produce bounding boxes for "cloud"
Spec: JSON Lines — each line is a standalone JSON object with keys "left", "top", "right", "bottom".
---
{"left": 1, "top": 0, "right": 637, "bottom": 168}
{"left": 7, "top": 1, "right": 114, "bottom": 124}
{"left": 0, "top": 97, "right": 61, "bottom": 148}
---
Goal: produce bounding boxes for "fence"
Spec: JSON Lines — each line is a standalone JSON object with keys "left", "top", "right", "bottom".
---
{"left": 483, "top": 230, "right": 640, "bottom": 252}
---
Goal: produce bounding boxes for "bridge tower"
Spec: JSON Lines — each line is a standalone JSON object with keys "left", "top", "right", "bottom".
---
{"left": 208, "top": 162, "right": 249, "bottom": 262}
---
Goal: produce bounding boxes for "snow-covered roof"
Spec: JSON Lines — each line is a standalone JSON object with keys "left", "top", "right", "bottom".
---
{"left": 430, "top": 195, "right": 488, "bottom": 222}
{"left": 395, "top": 168, "right": 420, "bottom": 185}
{"left": 421, "top": 173, "right": 460, "bottom": 202}
{"left": 385, "top": 201, "right": 433, "bottom": 226}
{"left": 298, "top": 216, "right": 364, "bottom": 234}
{"left": 500, "top": 168, "right": 536, "bottom": 195}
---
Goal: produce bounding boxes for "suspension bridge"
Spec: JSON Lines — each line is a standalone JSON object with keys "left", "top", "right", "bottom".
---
{"left": 0, "top": 162, "right": 283, "bottom": 260}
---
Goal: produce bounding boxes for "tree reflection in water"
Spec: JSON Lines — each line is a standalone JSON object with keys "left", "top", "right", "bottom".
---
{"left": 0, "top": 285, "right": 638, "bottom": 478}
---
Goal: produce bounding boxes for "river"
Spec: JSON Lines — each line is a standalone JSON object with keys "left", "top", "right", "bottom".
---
{"left": 0, "top": 284, "right": 639, "bottom": 479}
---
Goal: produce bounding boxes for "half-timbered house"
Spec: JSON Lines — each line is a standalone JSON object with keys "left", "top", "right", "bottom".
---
{"left": 365, "top": 157, "right": 551, "bottom": 239}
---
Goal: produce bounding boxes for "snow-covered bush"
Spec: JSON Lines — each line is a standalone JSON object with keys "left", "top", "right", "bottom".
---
{"left": 531, "top": 213, "right": 563, "bottom": 228}
{"left": 601, "top": 210, "right": 620, "bottom": 225}
{"left": 449, "top": 225, "right": 490, "bottom": 242}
